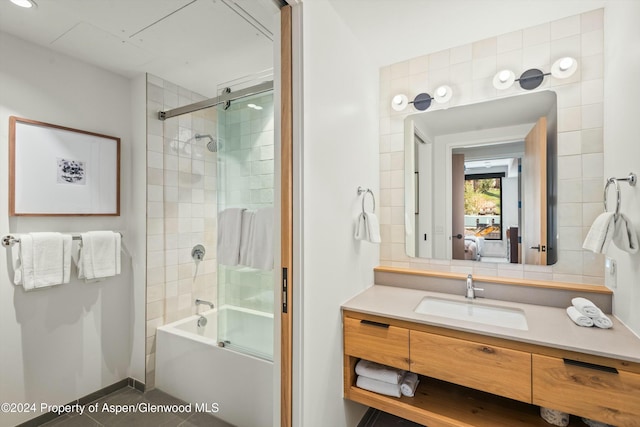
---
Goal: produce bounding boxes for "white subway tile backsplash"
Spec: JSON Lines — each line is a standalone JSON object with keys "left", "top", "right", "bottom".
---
{"left": 551, "top": 15, "right": 581, "bottom": 40}
{"left": 472, "top": 37, "right": 497, "bottom": 59}
{"left": 582, "top": 153, "right": 604, "bottom": 178}
{"left": 558, "top": 131, "right": 581, "bottom": 156}
{"left": 522, "top": 43, "right": 550, "bottom": 70}
{"left": 558, "top": 179, "right": 582, "bottom": 203}
{"left": 471, "top": 56, "right": 496, "bottom": 80}
{"left": 558, "top": 107, "right": 582, "bottom": 132}
{"left": 582, "top": 30, "right": 603, "bottom": 56}
{"left": 450, "top": 44, "right": 472, "bottom": 64}
{"left": 582, "top": 178, "right": 603, "bottom": 202}
{"left": 497, "top": 30, "right": 522, "bottom": 54}
{"left": 429, "top": 49, "right": 450, "bottom": 70}
{"left": 523, "top": 23, "right": 550, "bottom": 47}
{"left": 582, "top": 103, "right": 603, "bottom": 129}
{"left": 409, "top": 55, "right": 429, "bottom": 75}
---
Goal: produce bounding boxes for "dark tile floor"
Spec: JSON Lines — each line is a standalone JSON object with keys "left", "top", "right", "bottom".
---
{"left": 359, "top": 409, "right": 424, "bottom": 427}
{"left": 39, "top": 387, "right": 234, "bottom": 427}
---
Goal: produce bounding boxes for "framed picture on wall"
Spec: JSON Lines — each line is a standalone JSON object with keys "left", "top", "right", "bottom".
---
{"left": 9, "top": 116, "right": 120, "bottom": 216}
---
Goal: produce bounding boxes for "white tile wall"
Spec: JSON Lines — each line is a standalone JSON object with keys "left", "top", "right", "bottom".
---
{"left": 145, "top": 74, "right": 218, "bottom": 388}
{"left": 379, "top": 9, "right": 605, "bottom": 285}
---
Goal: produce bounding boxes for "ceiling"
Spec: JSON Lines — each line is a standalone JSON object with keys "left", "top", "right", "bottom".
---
{"left": 0, "top": 0, "right": 279, "bottom": 97}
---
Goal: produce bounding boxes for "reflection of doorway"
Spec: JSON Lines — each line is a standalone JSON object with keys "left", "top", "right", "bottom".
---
{"left": 464, "top": 174, "right": 503, "bottom": 240}
{"left": 452, "top": 154, "right": 465, "bottom": 260}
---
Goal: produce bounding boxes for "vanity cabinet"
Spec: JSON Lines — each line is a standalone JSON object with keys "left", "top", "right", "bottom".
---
{"left": 343, "top": 310, "right": 640, "bottom": 427}
{"left": 532, "top": 354, "right": 640, "bottom": 426}
{"left": 410, "top": 330, "right": 531, "bottom": 403}
{"left": 343, "top": 317, "right": 409, "bottom": 370}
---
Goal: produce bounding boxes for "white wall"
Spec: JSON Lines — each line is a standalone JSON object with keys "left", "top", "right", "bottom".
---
{"left": 299, "top": 1, "right": 379, "bottom": 426}
{"left": 602, "top": 1, "right": 640, "bottom": 335}
{"left": 0, "top": 32, "right": 137, "bottom": 426}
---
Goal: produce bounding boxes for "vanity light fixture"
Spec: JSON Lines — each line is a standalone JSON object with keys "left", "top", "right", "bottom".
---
{"left": 391, "top": 85, "right": 453, "bottom": 112}
{"left": 9, "top": 0, "right": 37, "bottom": 8}
{"left": 493, "top": 57, "right": 578, "bottom": 91}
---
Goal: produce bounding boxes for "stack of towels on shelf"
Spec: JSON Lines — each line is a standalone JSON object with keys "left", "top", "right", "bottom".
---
{"left": 566, "top": 297, "right": 613, "bottom": 329}
{"left": 12, "top": 231, "right": 121, "bottom": 290}
{"left": 218, "top": 207, "right": 274, "bottom": 270}
{"left": 354, "top": 359, "right": 419, "bottom": 398}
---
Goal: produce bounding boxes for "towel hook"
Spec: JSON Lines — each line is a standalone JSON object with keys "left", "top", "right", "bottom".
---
{"left": 357, "top": 186, "right": 376, "bottom": 214}
{"left": 604, "top": 172, "right": 636, "bottom": 220}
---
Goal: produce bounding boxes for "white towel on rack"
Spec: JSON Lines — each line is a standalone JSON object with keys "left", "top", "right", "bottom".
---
{"left": 238, "top": 210, "right": 255, "bottom": 266}
{"left": 77, "top": 231, "right": 121, "bottom": 281}
{"left": 582, "top": 212, "right": 615, "bottom": 253}
{"left": 355, "top": 212, "right": 381, "bottom": 243}
{"left": 217, "top": 208, "right": 245, "bottom": 266}
{"left": 246, "top": 207, "right": 274, "bottom": 270}
{"left": 566, "top": 306, "right": 594, "bottom": 327}
{"left": 612, "top": 213, "right": 639, "bottom": 254}
{"left": 15, "top": 232, "right": 72, "bottom": 290}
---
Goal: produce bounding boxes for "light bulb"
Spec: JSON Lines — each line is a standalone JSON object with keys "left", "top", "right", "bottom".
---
{"left": 391, "top": 94, "right": 409, "bottom": 111}
{"left": 498, "top": 70, "right": 511, "bottom": 82}
{"left": 436, "top": 87, "right": 447, "bottom": 97}
{"left": 559, "top": 57, "right": 574, "bottom": 71}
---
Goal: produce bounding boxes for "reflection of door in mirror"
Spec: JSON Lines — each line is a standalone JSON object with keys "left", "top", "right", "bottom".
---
{"left": 452, "top": 153, "right": 465, "bottom": 260}
{"left": 523, "top": 117, "right": 547, "bottom": 265}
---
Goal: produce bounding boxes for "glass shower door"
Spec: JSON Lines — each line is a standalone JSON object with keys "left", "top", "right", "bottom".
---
{"left": 216, "top": 89, "right": 275, "bottom": 361}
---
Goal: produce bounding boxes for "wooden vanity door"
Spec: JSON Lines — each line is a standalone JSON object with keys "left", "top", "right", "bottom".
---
{"left": 523, "top": 117, "right": 547, "bottom": 265}
{"left": 451, "top": 153, "right": 465, "bottom": 260}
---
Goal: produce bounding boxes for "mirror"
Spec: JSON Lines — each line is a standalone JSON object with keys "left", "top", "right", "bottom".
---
{"left": 404, "top": 91, "right": 558, "bottom": 265}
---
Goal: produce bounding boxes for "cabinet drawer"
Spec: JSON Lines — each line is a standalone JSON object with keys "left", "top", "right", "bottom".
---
{"left": 410, "top": 330, "right": 531, "bottom": 403}
{"left": 533, "top": 354, "right": 640, "bottom": 426}
{"left": 344, "top": 317, "right": 409, "bottom": 370}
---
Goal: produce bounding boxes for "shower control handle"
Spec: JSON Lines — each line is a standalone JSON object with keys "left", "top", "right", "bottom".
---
{"left": 191, "top": 244, "right": 206, "bottom": 262}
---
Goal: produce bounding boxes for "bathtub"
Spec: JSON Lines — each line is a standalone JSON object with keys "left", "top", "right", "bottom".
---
{"left": 156, "top": 307, "right": 273, "bottom": 427}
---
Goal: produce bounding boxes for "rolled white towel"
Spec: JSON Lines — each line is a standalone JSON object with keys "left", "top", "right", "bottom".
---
{"left": 593, "top": 311, "right": 613, "bottom": 329}
{"left": 540, "top": 407, "right": 570, "bottom": 427}
{"left": 566, "top": 306, "right": 594, "bottom": 327}
{"left": 400, "top": 372, "right": 419, "bottom": 397}
{"left": 356, "top": 375, "right": 401, "bottom": 398}
{"left": 571, "top": 297, "right": 600, "bottom": 317}
{"left": 355, "top": 359, "right": 405, "bottom": 384}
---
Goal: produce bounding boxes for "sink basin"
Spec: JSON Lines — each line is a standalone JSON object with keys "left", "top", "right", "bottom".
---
{"left": 414, "top": 296, "right": 529, "bottom": 331}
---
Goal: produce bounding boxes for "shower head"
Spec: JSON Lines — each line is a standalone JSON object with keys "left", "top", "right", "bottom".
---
{"left": 195, "top": 134, "right": 219, "bottom": 152}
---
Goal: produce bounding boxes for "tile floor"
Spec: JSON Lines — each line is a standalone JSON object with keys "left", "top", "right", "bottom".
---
{"left": 40, "top": 387, "right": 233, "bottom": 427}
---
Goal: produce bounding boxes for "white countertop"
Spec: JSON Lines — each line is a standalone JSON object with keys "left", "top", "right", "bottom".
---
{"left": 341, "top": 285, "right": 640, "bottom": 364}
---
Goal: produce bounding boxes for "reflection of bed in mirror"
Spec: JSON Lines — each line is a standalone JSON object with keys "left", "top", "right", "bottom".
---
{"left": 463, "top": 235, "right": 483, "bottom": 261}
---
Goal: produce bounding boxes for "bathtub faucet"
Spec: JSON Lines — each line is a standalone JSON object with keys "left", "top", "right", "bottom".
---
{"left": 195, "top": 299, "right": 214, "bottom": 310}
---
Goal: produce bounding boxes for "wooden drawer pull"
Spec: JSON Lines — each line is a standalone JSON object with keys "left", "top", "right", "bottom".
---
{"left": 360, "top": 319, "right": 390, "bottom": 328}
{"left": 481, "top": 346, "right": 495, "bottom": 354}
{"left": 563, "top": 358, "right": 618, "bottom": 374}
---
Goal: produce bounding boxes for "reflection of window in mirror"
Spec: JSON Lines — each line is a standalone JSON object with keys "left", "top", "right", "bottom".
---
{"left": 464, "top": 174, "right": 503, "bottom": 241}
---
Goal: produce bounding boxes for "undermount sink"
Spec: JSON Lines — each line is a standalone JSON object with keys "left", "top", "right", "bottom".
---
{"left": 414, "top": 296, "right": 529, "bottom": 331}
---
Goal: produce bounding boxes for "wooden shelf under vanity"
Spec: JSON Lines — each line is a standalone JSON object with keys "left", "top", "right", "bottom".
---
{"left": 346, "top": 377, "right": 590, "bottom": 427}
{"left": 343, "top": 309, "right": 640, "bottom": 427}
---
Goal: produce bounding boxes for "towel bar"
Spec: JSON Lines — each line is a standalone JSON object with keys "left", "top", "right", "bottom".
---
{"left": 2, "top": 232, "right": 123, "bottom": 248}
{"left": 604, "top": 172, "right": 636, "bottom": 219}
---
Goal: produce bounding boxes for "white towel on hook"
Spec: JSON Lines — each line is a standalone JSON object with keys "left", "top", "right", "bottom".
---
{"left": 355, "top": 212, "right": 381, "bottom": 243}
{"left": 77, "top": 231, "right": 121, "bottom": 281}
{"left": 612, "top": 213, "right": 639, "bottom": 254}
{"left": 15, "top": 232, "right": 72, "bottom": 290}
{"left": 582, "top": 212, "right": 615, "bottom": 253}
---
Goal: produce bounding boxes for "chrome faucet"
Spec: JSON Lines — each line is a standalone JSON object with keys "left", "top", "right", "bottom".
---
{"left": 195, "top": 299, "right": 214, "bottom": 327}
{"left": 195, "top": 299, "right": 214, "bottom": 310}
{"left": 465, "top": 274, "right": 484, "bottom": 299}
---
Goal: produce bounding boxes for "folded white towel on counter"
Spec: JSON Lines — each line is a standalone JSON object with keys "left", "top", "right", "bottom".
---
{"left": 15, "top": 232, "right": 72, "bottom": 290}
{"left": 582, "top": 212, "right": 615, "bottom": 253}
{"left": 566, "top": 306, "right": 594, "bottom": 327}
{"left": 571, "top": 297, "right": 601, "bottom": 317}
{"left": 217, "top": 208, "right": 245, "bottom": 266}
{"left": 592, "top": 311, "right": 613, "bottom": 329}
{"left": 354, "top": 212, "right": 381, "bottom": 243}
{"left": 355, "top": 359, "right": 405, "bottom": 384}
{"left": 400, "top": 372, "right": 419, "bottom": 397}
{"left": 356, "top": 376, "right": 401, "bottom": 398}
{"left": 78, "top": 231, "right": 121, "bottom": 281}
{"left": 612, "top": 213, "right": 639, "bottom": 254}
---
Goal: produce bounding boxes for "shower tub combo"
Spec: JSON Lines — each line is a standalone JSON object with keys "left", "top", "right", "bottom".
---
{"left": 156, "top": 307, "right": 274, "bottom": 427}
